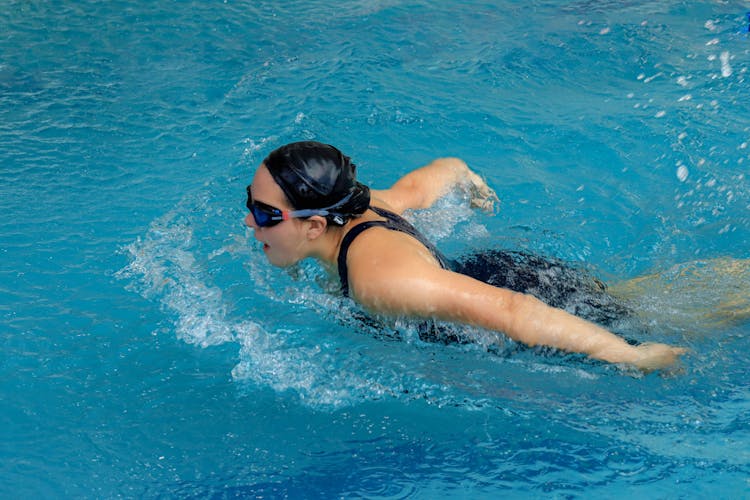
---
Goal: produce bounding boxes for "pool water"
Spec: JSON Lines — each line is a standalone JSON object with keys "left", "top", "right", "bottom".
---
{"left": 2, "top": 0, "right": 749, "bottom": 497}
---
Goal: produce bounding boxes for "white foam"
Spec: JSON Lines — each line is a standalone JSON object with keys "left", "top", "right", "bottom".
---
{"left": 117, "top": 209, "right": 238, "bottom": 347}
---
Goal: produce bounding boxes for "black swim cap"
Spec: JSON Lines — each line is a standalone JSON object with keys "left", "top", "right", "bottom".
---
{"left": 263, "top": 141, "right": 370, "bottom": 225}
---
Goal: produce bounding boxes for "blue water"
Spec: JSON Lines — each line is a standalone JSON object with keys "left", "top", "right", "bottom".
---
{"left": 2, "top": 0, "right": 749, "bottom": 497}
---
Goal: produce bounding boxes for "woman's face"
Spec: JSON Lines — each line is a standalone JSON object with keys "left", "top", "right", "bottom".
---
{"left": 244, "top": 164, "right": 309, "bottom": 267}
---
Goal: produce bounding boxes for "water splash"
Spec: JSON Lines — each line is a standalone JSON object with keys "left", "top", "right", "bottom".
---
{"left": 117, "top": 203, "right": 240, "bottom": 347}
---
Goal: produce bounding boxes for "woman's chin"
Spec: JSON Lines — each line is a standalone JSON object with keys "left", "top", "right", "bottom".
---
{"left": 265, "top": 252, "right": 292, "bottom": 268}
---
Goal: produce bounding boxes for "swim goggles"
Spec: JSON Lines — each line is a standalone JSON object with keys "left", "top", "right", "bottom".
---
{"left": 245, "top": 185, "right": 352, "bottom": 228}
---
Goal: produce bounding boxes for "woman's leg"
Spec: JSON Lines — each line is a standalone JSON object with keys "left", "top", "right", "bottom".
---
{"left": 608, "top": 258, "right": 750, "bottom": 332}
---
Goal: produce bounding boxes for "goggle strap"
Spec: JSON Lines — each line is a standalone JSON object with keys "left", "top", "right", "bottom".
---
{"left": 287, "top": 209, "right": 329, "bottom": 218}
{"left": 285, "top": 191, "right": 355, "bottom": 220}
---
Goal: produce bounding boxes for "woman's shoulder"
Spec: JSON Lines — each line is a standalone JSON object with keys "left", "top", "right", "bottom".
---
{"left": 368, "top": 190, "right": 407, "bottom": 215}
{"left": 343, "top": 223, "right": 443, "bottom": 291}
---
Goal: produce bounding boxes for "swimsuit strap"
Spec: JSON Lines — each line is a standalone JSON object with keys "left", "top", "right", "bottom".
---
{"left": 337, "top": 220, "right": 389, "bottom": 297}
{"left": 337, "top": 206, "right": 449, "bottom": 297}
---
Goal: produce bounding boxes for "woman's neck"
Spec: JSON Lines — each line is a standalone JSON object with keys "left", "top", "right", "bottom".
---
{"left": 310, "top": 209, "right": 380, "bottom": 266}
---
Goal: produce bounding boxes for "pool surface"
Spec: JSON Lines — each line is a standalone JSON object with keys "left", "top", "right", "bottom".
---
{"left": 2, "top": 1, "right": 749, "bottom": 497}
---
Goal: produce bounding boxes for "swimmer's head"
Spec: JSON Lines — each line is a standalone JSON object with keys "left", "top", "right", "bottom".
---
{"left": 262, "top": 141, "right": 370, "bottom": 226}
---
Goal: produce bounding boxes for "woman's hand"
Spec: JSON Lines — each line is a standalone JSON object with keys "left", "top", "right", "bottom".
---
{"left": 466, "top": 169, "right": 499, "bottom": 214}
{"left": 630, "top": 343, "right": 688, "bottom": 372}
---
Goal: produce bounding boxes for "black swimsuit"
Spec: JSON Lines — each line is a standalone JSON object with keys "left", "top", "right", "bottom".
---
{"left": 337, "top": 206, "right": 633, "bottom": 341}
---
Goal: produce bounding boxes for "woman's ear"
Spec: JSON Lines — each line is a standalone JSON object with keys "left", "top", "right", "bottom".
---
{"left": 304, "top": 215, "right": 328, "bottom": 240}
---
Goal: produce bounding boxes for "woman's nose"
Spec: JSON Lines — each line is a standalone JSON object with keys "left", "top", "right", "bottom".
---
{"left": 244, "top": 212, "right": 257, "bottom": 229}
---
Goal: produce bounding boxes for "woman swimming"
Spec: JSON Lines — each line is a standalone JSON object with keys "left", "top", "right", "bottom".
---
{"left": 244, "top": 141, "right": 687, "bottom": 371}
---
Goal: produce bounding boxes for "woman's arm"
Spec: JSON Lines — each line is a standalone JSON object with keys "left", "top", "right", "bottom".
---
{"left": 348, "top": 247, "right": 686, "bottom": 371}
{"left": 372, "top": 158, "right": 498, "bottom": 214}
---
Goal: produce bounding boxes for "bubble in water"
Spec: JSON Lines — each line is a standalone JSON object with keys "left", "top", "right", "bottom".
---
{"left": 720, "top": 52, "right": 732, "bottom": 78}
{"left": 677, "top": 165, "right": 689, "bottom": 182}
